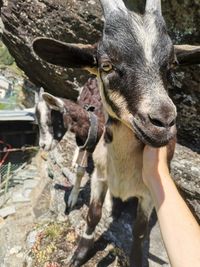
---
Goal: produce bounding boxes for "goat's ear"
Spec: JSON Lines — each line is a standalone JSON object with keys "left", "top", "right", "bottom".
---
{"left": 174, "top": 45, "right": 200, "bottom": 65}
{"left": 39, "top": 87, "right": 44, "bottom": 100}
{"left": 35, "top": 87, "right": 45, "bottom": 104}
{"left": 42, "top": 93, "right": 64, "bottom": 112}
{"left": 34, "top": 91, "right": 39, "bottom": 104}
{"left": 39, "top": 87, "right": 44, "bottom": 95}
{"left": 32, "top": 37, "right": 97, "bottom": 73}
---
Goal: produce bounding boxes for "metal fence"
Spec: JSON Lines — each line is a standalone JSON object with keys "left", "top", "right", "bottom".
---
{"left": 0, "top": 140, "right": 39, "bottom": 205}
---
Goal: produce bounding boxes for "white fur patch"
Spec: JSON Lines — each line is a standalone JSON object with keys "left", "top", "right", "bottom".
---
{"left": 72, "top": 147, "right": 80, "bottom": 168}
{"left": 42, "top": 92, "right": 64, "bottom": 111}
{"left": 93, "top": 123, "right": 148, "bottom": 201}
{"left": 37, "top": 98, "right": 54, "bottom": 150}
{"left": 83, "top": 232, "right": 94, "bottom": 239}
{"left": 131, "top": 14, "right": 158, "bottom": 63}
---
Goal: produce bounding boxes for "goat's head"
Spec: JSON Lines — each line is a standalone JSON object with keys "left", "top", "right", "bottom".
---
{"left": 33, "top": 0, "right": 200, "bottom": 147}
{"left": 35, "top": 89, "right": 66, "bottom": 150}
{"left": 96, "top": 0, "right": 178, "bottom": 147}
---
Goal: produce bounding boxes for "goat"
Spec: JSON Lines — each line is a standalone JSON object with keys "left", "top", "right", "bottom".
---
{"left": 33, "top": 0, "right": 200, "bottom": 266}
{"left": 35, "top": 78, "right": 104, "bottom": 209}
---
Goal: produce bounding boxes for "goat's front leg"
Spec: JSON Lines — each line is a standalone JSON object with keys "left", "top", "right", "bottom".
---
{"left": 69, "top": 168, "right": 107, "bottom": 267}
{"left": 68, "top": 166, "right": 85, "bottom": 209}
{"left": 130, "top": 193, "right": 153, "bottom": 267}
{"left": 68, "top": 149, "right": 89, "bottom": 209}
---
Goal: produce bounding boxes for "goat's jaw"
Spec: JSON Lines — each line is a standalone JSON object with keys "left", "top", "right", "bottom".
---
{"left": 100, "top": 100, "right": 177, "bottom": 147}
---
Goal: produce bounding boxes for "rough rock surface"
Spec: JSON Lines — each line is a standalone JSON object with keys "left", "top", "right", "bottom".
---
{"left": 1, "top": 0, "right": 103, "bottom": 100}
{"left": 0, "top": 152, "right": 49, "bottom": 267}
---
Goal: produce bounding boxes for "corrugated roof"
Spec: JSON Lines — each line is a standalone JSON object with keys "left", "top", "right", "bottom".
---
{"left": 0, "top": 108, "right": 36, "bottom": 122}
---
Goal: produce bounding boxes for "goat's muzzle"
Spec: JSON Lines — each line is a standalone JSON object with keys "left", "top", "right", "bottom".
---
{"left": 132, "top": 104, "right": 177, "bottom": 147}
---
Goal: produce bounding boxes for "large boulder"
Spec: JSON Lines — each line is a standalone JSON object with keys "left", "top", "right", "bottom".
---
{"left": 1, "top": 0, "right": 103, "bottom": 100}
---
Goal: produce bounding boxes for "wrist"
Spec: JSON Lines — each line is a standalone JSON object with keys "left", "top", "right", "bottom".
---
{"left": 145, "top": 171, "right": 176, "bottom": 210}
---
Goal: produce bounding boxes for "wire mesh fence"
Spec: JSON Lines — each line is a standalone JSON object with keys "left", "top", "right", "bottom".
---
{"left": 0, "top": 141, "right": 39, "bottom": 205}
{"left": 0, "top": 162, "right": 22, "bottom": 181}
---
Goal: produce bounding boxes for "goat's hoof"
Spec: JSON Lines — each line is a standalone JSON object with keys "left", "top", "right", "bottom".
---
{"left": 68, "top": 237, "right": 94, "bottom": 267}
{"left": 68, "top": 255, "right": 82, "bottom": 267}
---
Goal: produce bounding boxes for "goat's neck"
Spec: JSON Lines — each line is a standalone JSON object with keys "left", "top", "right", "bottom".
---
{"left": 93, "top": 117, "right": 145, "bottom": 201}
{"left": 62, "top": 100, "right": 90, "bottom": 144}
{"left": 63, "top": 100, "right": 103, "bottom": 147}
{"left": 105, "top": 117, "right": 144, "bottom": 182}
{"left": 106, "top": 117, "right": 144, "bottom": 155}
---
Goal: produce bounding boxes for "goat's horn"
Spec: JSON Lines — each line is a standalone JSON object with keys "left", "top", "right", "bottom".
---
{"left": 174, "top": 45, "right": 200, "bottom": 65}
{"left": 99, "top": 0, "right": 127, "bottom": 18}
{"left": 145, "top": 0, "right": 162, "bottom": 14}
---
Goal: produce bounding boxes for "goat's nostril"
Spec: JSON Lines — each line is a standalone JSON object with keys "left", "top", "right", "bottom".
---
{"left": 148, "top": 115, "right": 165, "bottom": 128}
{"left": 148, "top": 115, "right": 176, "bottom": 128}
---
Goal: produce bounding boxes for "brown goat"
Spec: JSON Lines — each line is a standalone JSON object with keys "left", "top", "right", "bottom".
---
{"left": 35, "top": 78, "right": 105, "bottom": 209}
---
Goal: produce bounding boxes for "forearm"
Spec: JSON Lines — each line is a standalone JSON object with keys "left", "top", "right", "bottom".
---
{"left": 148, "top": 172, "right": 200, "bottom": 267}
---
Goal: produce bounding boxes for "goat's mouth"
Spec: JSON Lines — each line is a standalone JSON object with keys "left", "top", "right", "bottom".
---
{"left": 132, "top": 119, "right": 176, "bottom": 147}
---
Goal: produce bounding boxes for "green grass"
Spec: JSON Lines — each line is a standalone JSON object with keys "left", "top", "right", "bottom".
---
{"left": 0, "top": 41, "right": 14, "bottom": 66}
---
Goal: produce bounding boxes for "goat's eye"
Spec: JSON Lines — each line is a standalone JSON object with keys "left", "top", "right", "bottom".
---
{"left": 101, "top": 62, "right": 113, "bottom": 72}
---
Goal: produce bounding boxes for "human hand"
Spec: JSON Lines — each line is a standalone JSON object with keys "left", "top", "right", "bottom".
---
{"left": 142, "top": 145, "right": 170, "bottom": 187}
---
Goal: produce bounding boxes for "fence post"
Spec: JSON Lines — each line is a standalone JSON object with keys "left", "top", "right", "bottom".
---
{"left": 4, "top": 162, "right": 11, "bottom": 194}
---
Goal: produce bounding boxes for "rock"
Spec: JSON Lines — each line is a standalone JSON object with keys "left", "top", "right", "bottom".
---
{"left": 0, "top": 154, "right": 48, "bottom": 265}
{"left": 0, "top": 205, "right": 16, "bottom": 218}
{"left": 51, "top": 147, "right": 64, "bottom": 167}
{"left": 23, "top": 188, "right": 32, "bottom": 199}
{"left": 1, "top": 0, "right": 103, "bottom": 100}
{"left": 12, "top": 191, "right": 31, "bottom": 203}
{"left": 172, "top": 144, "right": 200, "bottom": 206}
{"left": 31, "top": 175, "right": 51, "bottom": 218}
{"left": 23, "top": 179, "right": 38, "bottom": 190}
{"left": 26, "top": 229, "right": 38, "bottom": 250}
{"left": 40, "top": 151, "right": 48, "bottom": 161}
{"left": 0, "top": 216, "right": 5, "bottom": 228}
{"left": 62, "top": 167, "right": 75, "bottom": 184}
{"left": 9, "top": 246, "right": 22, "bottom": 255}
{"left": 47, "top": 167, "right": 54, "bottom": 179}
